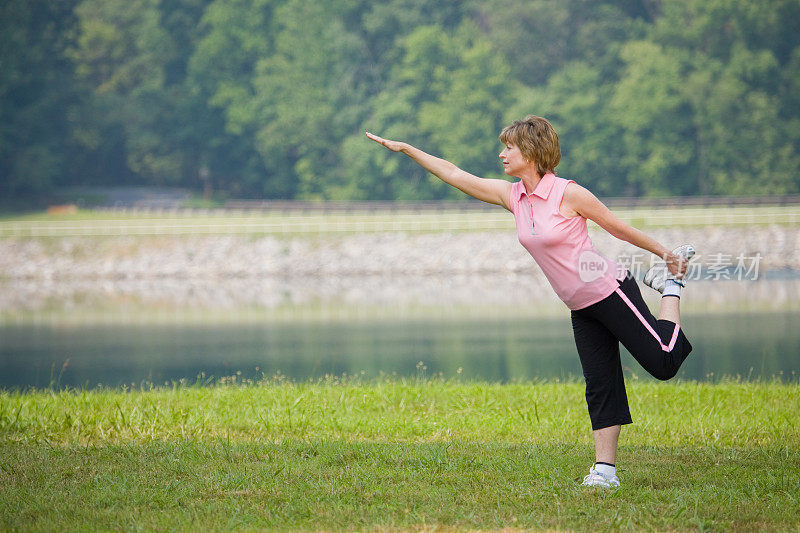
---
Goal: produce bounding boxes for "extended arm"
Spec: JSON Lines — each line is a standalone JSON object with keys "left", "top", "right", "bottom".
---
{"left": 366, "top": 132, "right": 512, "bottom": 211}
{"left": 564, "top": 183, "right": 688, "bottom": 278}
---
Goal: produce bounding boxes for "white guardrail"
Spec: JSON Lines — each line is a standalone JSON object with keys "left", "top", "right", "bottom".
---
{"left": 1, "top": 206, "right": 799, "bottom": 237}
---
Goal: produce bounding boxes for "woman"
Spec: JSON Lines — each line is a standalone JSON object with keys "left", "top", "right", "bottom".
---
{"left": 366, "top": 116, "right": 695, "bottom": 488}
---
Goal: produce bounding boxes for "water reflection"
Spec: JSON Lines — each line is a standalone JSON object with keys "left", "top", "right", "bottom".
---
{"left": 1, "top": 310, "right": 798, "bottom": 389}
{"left": 4, "top": 274, "right": 800, "bottom": 324}
{"left": 2, "top": 276, "right": 800, "bottom": 388}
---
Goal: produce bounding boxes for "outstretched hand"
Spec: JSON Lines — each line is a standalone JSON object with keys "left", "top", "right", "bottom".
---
{"left": 365, "top": 132, "right": 407, "bottom": 152}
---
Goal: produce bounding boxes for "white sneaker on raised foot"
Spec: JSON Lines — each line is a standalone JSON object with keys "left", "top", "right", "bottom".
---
{"left": 581, "top": 467, "right": 620, "bottom": 488}
{"left": 643, "top": 244, "right": 696, "bottom": 294}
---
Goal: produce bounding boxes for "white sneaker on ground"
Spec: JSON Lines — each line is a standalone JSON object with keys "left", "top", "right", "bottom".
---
{"left": 581, "top": 467, "right": 620, "bottom": 488}
{"left": 643, "top": 244, "right": 696, "bottom": 293}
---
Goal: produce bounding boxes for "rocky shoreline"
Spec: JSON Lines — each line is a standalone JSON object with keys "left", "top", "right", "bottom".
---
{"left": 2, "top": 226, "right": 798, "bottom": 279}
{"left": 1, "top": 225, "right": 799, "bottom": 315}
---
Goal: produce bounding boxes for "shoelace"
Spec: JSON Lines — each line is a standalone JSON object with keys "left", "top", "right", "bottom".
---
{"left": 582, "top": 470, "right": 617, "bottom": 486}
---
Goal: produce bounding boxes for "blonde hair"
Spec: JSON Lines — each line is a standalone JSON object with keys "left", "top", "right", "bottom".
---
{"left": 499, "top": 115, "right": 561, "bottom": 176}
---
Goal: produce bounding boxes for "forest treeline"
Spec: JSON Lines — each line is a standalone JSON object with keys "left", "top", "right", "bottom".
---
{"left": 2, "top": 0, "right": 800, "bottom": 201}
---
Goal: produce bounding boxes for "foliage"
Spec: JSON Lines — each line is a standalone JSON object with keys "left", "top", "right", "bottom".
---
{"left": 0, "top": 0, "right": 82, "bottom": 198}
{"left": 2, "top": 0, "right": 799, "bottom": 200}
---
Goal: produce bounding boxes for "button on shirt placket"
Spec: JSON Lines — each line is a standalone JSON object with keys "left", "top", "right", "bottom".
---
{"left": 528, "top": 195, "right": 536, "bottom": 235}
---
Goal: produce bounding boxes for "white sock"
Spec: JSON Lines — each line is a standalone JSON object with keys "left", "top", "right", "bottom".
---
{"left": 662, "top": 278, "right": 683, "bottom": 298}
{"left": 594, "top": 462, "right": 616, "bottom": 478}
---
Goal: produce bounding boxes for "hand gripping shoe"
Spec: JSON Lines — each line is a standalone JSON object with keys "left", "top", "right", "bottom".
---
{"left": 643, "top": 244, "right": 696, "bottom": 293}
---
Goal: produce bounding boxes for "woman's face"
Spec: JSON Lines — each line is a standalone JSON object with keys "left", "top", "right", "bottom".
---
{"left": 499, "top": 142, "right": 529, "bottom": 177}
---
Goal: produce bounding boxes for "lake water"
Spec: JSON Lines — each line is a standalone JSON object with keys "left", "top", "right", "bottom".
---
{"left": 2, "top": 310, "right": 798, "bottom": 389}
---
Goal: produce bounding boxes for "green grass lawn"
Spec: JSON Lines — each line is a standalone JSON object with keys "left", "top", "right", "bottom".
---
{"left": 2, "top": 378, "right": 799, "bottom": 531}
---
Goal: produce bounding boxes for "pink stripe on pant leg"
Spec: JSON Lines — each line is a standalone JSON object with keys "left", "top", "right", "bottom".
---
{"left": 666, "top": 322, "right": 680, "bottom": 352}
{"left": 614, "top": 288, "right": 680, "bottom": 353}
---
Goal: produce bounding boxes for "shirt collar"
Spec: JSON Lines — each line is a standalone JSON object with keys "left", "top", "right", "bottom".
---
{"left": 516, "top": 173, "right": 557, "bottom": 201}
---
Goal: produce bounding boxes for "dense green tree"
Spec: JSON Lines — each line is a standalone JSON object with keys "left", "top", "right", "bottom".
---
{"left": 70, "top": 0, "right": 182, "bottom": 185}
{"left": 3, "top": 0, "right": 800, "bottom": 202}
{"left": 647, "top": 0, "right": 800, "bottom": 194}
{"left": 0, "top": 0, "right": 81, "bottom": 199}
{"left": 477, "top": 0, "right": 648, "bottom": 87}
{"left": 342, "top": 22, "right": 516, "bottom": 200}
{"left": 515, "top": 0, "right": 800, "bottom": 197}
{"left": 610, "top": 41, "right": 696, "bottom": 196}
{"left": 70, "top": 0, "right": 217, "bottom": 190}
{"left": 511, "top": 63, "right": 630, "bottom": 197}
{"left": 245, "top": 0, "right": 368, "bottom": 199}
{"left": 187, "top": 0, "right": 281, "bottom": 197}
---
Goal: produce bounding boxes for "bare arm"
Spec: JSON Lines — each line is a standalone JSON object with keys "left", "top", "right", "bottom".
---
{"left": 563, "top": 183, "right": 689, "bottom": 278}
{"left": 366, "top": 132, "right": 512, "bottom": 211}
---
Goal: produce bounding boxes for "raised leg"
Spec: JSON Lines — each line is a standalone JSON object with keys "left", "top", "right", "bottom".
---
{"left": 657, "top": 294, "right": 681, "bottom": 325}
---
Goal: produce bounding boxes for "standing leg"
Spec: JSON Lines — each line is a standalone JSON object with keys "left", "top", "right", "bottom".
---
{"left": 571, "top": 310, "right": 633, "bottom": 431}
{"left": 572, "top": 309, "right": 630, "bottom": 487}
{"left": 594, "top": 425, "right": 621, "bottom": 464}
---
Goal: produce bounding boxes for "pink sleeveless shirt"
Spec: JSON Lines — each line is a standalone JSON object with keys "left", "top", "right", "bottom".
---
{"left": 509, "top": 174, "right": 625, "bottom": 310}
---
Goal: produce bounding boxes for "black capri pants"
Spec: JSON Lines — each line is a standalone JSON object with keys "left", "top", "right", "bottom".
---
{"left": 571, "top": 272, "right": 693, "bottom": 430}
